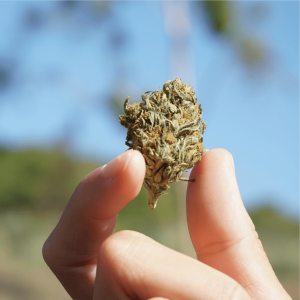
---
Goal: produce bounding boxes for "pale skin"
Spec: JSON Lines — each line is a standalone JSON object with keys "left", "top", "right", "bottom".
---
{"left": 43, "top": 149, "right": 291, "bottom": 300}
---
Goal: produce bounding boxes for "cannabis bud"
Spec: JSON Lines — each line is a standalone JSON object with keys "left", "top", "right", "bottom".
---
{"left": 119, "top": 78, "right": 206, "bottom": 209}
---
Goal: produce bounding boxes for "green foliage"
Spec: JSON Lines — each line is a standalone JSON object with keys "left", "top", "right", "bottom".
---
{"left": 198, "top": 1, "right": 267, "bottom": 69}
{"left": 249, "top": 207, "right": 299, "bottom": 284}
{"left": 0, "top": 148, "right": 99, "bottom": 211}
{"left": 201, "top": 0, "right": 231, "bottom": 33}
{"left": 249, "top": 206, "right": 299, "bottom": 235}
{"left": 239, "top": 37, "right": 266, "bottom": 67}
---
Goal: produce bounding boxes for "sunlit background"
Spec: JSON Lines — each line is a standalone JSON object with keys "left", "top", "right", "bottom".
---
{"left": 0, "top": 1, "right": 298, "bottom": 299}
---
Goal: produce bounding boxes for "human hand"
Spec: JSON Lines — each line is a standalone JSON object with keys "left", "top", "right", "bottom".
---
{"left": 43, "top": 149, "right": 291, "bottom": 300}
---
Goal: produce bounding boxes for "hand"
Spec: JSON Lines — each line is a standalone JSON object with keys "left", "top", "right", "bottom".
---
{"left": 43, "top": 149, "right": 291, "bottom": 300}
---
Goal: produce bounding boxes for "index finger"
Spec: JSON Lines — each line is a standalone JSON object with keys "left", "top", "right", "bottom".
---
{"left": 42, "top": 149, "right": 146, "bottom": 300}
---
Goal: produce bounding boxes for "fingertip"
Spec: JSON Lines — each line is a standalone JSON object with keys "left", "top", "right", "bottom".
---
{"left": 126, "top": 150, "right": 146, "bottom": 185}
{"left": 116, "top": 150, "right": 146, "bottom": 199}
{"left": 71, "top": 150, "right": 146, "bottom": 220}
{"left": 188, "top": 148, "right": 235, "bottom": 199}
{"left": 190, "top": 148, "right": 234, "bottom": 177}
{"left": 92, "top": 150, "right": 145, "bottom": 217}
{"left": 207, "top": 148, "right": 235, "bottom": 173}
{"left": 87, "top": 149, "right": 144, "bottom": 183}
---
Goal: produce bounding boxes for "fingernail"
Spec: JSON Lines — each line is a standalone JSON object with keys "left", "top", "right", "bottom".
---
{"left": 101, "top": 150, "right": 133, "bottom": 179}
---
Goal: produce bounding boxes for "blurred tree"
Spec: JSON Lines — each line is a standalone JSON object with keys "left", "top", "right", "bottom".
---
{"left": 198, "top": 0, "right": 267, "bottom": 69}
{"left": 250, "top": 206, "right": 299, "bottom": 235}
{"left": 249, "top": 207, "right": 299, "bottom": 298}
{"left": 0, "top": 148, "right": 98, "bottom": 211}
{"left": 201, "top": 0, "right": 231, "bottom": 34}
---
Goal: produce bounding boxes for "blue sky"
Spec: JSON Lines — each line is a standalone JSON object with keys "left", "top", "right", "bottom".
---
{"left": 0, "top": 1, "right": 298, "bottom": 218}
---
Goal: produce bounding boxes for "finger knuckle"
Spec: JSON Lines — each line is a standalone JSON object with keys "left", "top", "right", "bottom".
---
{"left": 213, "top": 277, "right": 250, "bottom": 300}
{"left": 70, "top": 180, "right": 85, "bottom": 204}
{"left": 100, "top": 230, "right": 147, "bottom": 262}
{"left": 228, "top": 282, "right": 250, "bottom": 300}
{"left": 99, "top": 230, "right": 154, "bottom": 280}
{"left": 42, "top": 237, "right": 53, "bottom": 267}
{"left": 42, "top": 232, "right": 62, "bottom": 270}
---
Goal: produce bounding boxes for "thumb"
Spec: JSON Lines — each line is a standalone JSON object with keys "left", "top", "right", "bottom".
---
{"left": 187, "top": 149, "right": 291, "bottom": 300}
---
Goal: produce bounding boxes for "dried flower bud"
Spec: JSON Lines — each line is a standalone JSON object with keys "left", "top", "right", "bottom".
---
{"left": 119, "top": 78, "right": 206, "bottom": 209}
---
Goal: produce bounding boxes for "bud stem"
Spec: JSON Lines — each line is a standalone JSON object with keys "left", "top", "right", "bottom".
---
{"left": 179, "top": 178, "right": 195, "bottom": 182}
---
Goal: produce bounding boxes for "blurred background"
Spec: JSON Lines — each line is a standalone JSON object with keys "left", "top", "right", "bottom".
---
{"left": 0, "top": 1, "right": 298, "bottom": 299}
